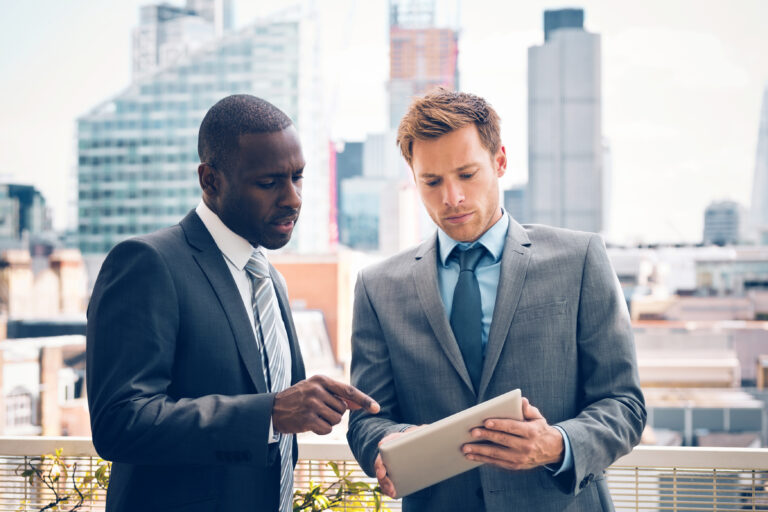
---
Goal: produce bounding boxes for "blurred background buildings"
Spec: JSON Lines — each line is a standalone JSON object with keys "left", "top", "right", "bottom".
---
{"left": 0, "top": 0, "right": 767, "bottom": 453}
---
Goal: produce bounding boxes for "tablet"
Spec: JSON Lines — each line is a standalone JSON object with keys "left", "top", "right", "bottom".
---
{"left": 378, "top": 388, "right": 523, "bottom": 498}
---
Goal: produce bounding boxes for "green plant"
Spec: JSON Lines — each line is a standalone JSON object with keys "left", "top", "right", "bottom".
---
{"left": 17, "top": 451, "right": 386, "bottom": 512}
{"left": 16, "top": 448, "right": 111, "bottom": 512}
{"left": 292, "top": 461, "right": 388, "bottom": 512}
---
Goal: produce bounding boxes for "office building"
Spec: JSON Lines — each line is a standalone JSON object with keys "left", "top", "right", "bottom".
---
{"left": 335, "top": 141, "right": 363, "bottom": 246}
{"left": 750, "top": 85, "right": 768, "bottom": 243}
{"left": 703, "top": 200, "right": 748, "bottom": 246}
{"left": 504, "top": 185, "right": 528, "bottom": 224}
{"left": 132, "top": 0, "right": 233, "bottom": 79}
{"left": 528, "top": 8, "right": 604, "bottom": 233}
{"left": 0, "top": 184, "right": 48, "bottom": 241}
{"left": 78, "top": 7, "right": 329, "bottom": 256}
{"left": 337, "top": 1, "right": 454, "bottom": 253}
{"left": 543, "top": 8, "right": 584, "bottom": 42}
{"left": 388, "top": 0, "right": 459, "bottom": 129}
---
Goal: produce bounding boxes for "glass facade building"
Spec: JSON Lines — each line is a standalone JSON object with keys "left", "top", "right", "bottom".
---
{"left": 78, "top": 13, "right": 328, "bottom": 255}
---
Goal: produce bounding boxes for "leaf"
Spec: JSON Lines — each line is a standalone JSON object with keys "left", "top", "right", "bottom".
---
{"left": 327, "top": 461, "right": 340, "bottom": 478}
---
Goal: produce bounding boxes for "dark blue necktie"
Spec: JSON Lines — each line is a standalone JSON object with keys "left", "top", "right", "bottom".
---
{"left": 449, "top": 245, "right": 486, "bottom": 391}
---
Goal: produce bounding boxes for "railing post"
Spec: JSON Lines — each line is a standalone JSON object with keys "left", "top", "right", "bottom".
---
{"left": 672, "top": 467, "right": 678, "bottom": 511}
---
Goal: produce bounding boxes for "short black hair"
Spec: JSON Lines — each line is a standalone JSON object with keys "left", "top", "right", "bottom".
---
{"left": 198, "top": 94, "right": 293, "bottom": 171}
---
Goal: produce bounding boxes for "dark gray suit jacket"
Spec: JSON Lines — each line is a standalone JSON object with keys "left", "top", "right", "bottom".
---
{"left": 347, "top": 218, "right": 646, "bottom": 512}
{"left": 87, "top": 210, "right": 305, "bottom": 512}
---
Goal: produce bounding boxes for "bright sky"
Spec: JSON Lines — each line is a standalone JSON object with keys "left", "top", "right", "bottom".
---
{"left": 1, "top": 0, "right": 766, "bottom": 244}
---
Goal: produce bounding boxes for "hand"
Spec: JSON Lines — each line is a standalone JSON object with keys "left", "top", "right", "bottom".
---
{"left": 272, "top": 375, "right": 380, "bottom": 435}
{"left": 374, "top": 426, "right": 423, "bottom": 498}
{"left": 461, "top": 398, "right": 564, "bottom": 471}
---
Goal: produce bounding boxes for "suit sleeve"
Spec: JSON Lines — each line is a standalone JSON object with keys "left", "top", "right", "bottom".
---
{"left": 86, "top": 239, "right": 275, "bottom": 466}
{"left": 554, "top": 235, "right": 647, "bottom": 494}
{"left": 346, "top": 271, "right": 412, "bottom": 477}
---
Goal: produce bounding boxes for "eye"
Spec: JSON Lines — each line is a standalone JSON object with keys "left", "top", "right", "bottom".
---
{"left": 424, "top": 178, "right": 440, "bottom": 187}
{"left": 460, "top": 171, "right": 476, "bottom": 179}
{"left": 256, "top": 180, "right": 276, "bottom": 189}
{"left": 292, "top": 173, "right": 304, "bottom": 183}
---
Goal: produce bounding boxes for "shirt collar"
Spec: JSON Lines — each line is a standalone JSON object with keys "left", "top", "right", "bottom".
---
{"left": 195, "top": 200, "right": 261, "bottom": 271}
{"left": 437, "top": 208, "right": 509, "bottom": 267}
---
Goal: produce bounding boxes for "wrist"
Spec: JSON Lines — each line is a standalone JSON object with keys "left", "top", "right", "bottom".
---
{"left": 545, "top": 425, "right": 565, "bottom": 465}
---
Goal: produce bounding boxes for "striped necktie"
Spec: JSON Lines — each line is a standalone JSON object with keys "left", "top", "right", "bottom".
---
{"left": 245, "top": 250, "right": 293, "bottom": 512}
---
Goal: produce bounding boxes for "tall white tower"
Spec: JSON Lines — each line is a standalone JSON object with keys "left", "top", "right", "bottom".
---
{"left": 750, "top": 85, "right": 768, "bottom": 244}
{"left": 527, "top": 8, "right": 604, "bottom": 234}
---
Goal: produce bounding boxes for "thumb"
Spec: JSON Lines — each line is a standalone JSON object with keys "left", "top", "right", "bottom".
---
{"left": 522, "top": 397, "right": 544, "bottom": 421}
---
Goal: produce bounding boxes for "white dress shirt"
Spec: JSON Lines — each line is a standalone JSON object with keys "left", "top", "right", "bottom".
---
{"left": 196, "top": 201, "right": 292, "bottom": 443}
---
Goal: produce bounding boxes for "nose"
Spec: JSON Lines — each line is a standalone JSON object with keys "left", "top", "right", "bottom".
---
{"left": 442, "top": 179, "right": 464, "bottom": 208}
{"left": 280, "top": 179, "right": 302, "bottom": 210}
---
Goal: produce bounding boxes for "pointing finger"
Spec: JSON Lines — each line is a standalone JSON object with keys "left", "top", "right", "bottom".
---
{"left": 323, "top": 379, "right": 380, "bottom": 414}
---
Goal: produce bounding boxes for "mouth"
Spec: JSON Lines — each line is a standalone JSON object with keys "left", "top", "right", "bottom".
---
{"left": 271, "top": 216, "right": 298, "bottom": 234}
{"left": 444, "top": 212, "right": 474, "bottom": 225}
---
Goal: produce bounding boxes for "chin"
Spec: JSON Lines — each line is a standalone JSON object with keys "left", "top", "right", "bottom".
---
{"left": 262, "top": 233, "right": 293, "bottom": 250}
{"left": 441, "top": 225, "right": 478, "bottom": 243}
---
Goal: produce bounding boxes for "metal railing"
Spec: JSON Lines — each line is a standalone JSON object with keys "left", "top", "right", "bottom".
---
{"left": 1, "top": 436, "right": 767, "bottom": 511}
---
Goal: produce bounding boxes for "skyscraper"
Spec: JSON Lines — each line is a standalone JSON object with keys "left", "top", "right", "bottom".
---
{"left": 132, "top": 1, "right": 233, "bottom": 79}
{"left": 543, "top": 8, "right": 584, "bottom": 42}
{"left": 0, "top": 184, "right": 48, "bottom": 240}
{"left": 703, "top": 200, "right": 748, "bottom": 246}
{"left": 750, "top": 85, "right": 768, "bottom": 243}
{"left": 337, "top": 1, "right": 458, "bottom": 253}
{"left": 527, "top": 8, "right": 604, "bottom": 234}
{"left": 388, "top": 0, "right": 459, "bottom": 130}
{"left": 78, "top": 6, "right": 328, "bottom": 256}
{"left": 503, "top": 186, "right": 528, "bottom": 225}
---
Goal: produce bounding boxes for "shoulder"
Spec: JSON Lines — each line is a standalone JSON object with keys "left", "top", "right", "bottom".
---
{"left": 100, "top": 224, "right": 188, "bottom": 279}
{"left": 358, "top": 243, "right": 424, "bottom": 284}
{"left": 521, "top": 224, "right": 603, "bottom": 261}
{"left": 523, "top": 224, "right": 597, "bottom": 249}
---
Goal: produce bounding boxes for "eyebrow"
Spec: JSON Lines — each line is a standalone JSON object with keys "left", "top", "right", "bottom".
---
{"left": 419, "top": 163, "right": 479, "bottom": 179}
{"left": 260, "top": 167, "right": 304, "bottom": 178}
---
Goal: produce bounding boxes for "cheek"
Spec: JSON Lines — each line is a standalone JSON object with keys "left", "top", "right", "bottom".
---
{"left": 418, "top": 188, "right": 441, "bottom": 209}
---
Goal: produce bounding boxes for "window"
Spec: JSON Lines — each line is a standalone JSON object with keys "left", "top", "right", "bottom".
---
{"left": 6, "top": 387, "right": 34, "bottom": 428}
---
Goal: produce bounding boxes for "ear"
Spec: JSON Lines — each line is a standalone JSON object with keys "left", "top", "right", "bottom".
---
{"left": 198, "top": 163, "right": 219, "bottom": 197}
{"left": 495, "top": 146, "right": 507, "bottom": 178}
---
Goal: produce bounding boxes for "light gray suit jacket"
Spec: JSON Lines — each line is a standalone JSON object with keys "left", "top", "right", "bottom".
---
{"left": 347, "top": 217, "right": 646, "bottom": 512}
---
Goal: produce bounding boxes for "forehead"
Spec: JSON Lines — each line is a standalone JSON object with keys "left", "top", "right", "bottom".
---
{"left": 235, "top": 127, "right": 305, "bottom": 172}
{"left": 411, "top": 125, "right": 490, "bottom": 175}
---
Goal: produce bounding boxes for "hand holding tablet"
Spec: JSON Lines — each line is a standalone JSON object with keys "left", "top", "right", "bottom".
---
{"left": 377, "top": 389, "right": 523, "bottom": 498}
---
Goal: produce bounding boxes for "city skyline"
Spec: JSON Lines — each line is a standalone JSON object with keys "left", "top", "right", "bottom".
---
{"left": 1, "top": 0, "right": 767, "bottom": 245}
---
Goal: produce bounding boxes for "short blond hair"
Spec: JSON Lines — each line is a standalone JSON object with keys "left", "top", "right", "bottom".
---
{"left": 396, "top": 87, "right": 501, "bottom": 166}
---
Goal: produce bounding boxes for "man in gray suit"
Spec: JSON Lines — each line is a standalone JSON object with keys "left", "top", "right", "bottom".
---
{"left": 87, "top": 95, "right": 378, "bottom": 512}
{"left": 347, "top": 89, "right": 645, "bottom": 511}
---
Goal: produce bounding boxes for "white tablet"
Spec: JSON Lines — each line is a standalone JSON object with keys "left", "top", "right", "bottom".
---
{"left": 378, "top": 388, "right": 523, "bottom": 498}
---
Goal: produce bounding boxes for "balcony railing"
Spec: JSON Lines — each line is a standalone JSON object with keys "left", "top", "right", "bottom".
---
{"left": 1, "top": 436, "right": 766, "bottom": 511}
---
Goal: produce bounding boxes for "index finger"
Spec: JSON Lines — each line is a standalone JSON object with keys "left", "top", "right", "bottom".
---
{"left": 323, "top": 379, "right": 380, "bottom": 414}
{"left": 482, "top": 418, "right": 528, "bottom": 436}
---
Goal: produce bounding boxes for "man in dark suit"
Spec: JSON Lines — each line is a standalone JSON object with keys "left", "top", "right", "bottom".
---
{"left": 87, "top": 94, "right": 378, "bottom": 512}
{"left": 347, "top": 89, "right": 645, "bottom": 511}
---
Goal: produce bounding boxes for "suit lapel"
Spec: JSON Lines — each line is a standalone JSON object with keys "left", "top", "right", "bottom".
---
{"left": 412, "top": 234, "right": 475, "bottom": 394}
{"left": 270, "top": 265, "right": 305, "bottom": 384}
{"left": 478, "top": 218, "right": 532, "bottom": 398}
{"left": 180, "top": 212, "right": 269, "bottom": 394}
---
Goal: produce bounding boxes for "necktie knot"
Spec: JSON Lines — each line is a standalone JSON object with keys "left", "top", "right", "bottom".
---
{"left": 245, "top": 250, "right": 270, "bottom": 279}
{"left": 454, "top": 245, "right": 486, "bottom": 273}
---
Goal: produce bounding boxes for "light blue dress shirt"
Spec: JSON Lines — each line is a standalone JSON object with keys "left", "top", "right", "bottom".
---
{"left": 435, "top": 209, "right": 573, "bottom": 475}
